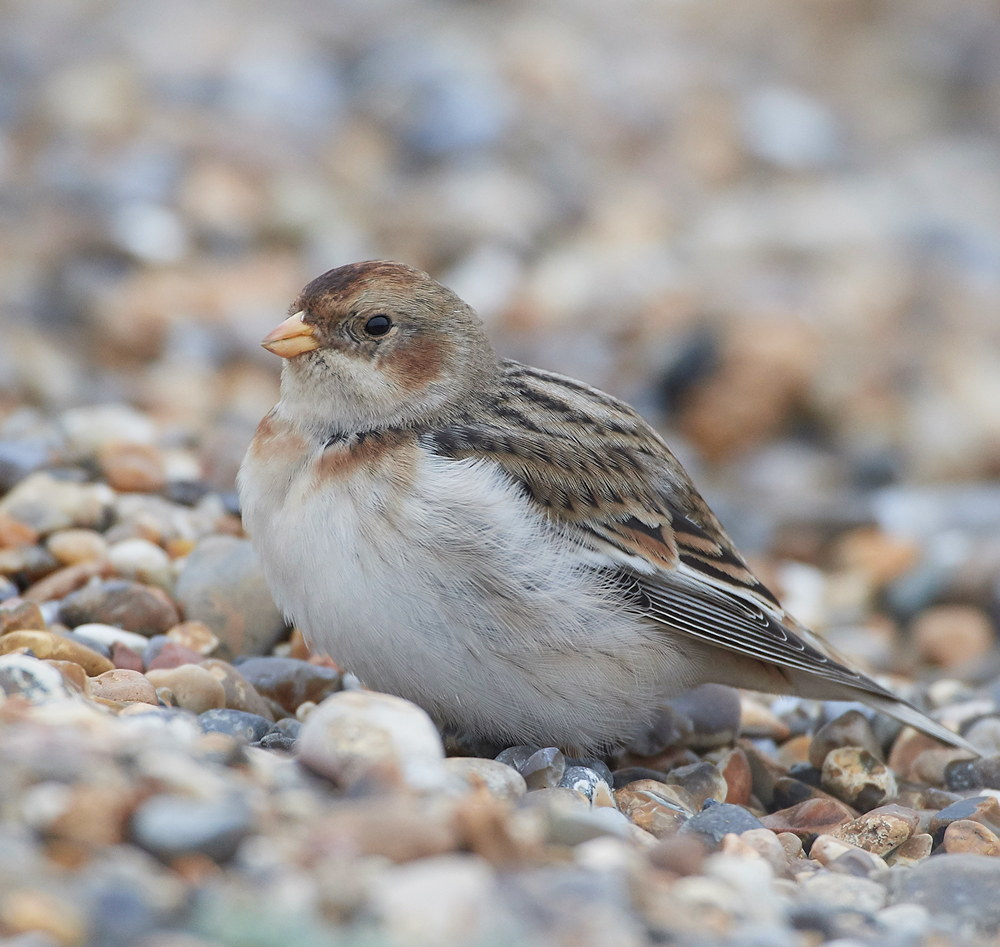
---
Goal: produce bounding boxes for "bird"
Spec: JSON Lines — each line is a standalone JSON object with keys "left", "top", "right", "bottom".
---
{"left": 238, "top": 260, "right": 974, "bottom": 756}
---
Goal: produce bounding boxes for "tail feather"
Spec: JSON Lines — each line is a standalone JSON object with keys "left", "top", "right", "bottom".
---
{"left": 860, "top": 693, "right": 979, "bottom": 757}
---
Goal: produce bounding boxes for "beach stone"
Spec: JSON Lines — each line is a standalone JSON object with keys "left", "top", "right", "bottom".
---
{"left": 0, "top": 653, "right": 71, "bottom": 702}
{"left": 233, "top": 655, "right": 341, "bottom": 713}
{"left": 107, "top": 538, "right": 172, "bottom": 589}
{"left": 546, "top": 803, "right": 632, "bottom": 845}
{"left": 58, "top": 579, "right": 179, "bottom": 636}
{"left": 22, "top": 560, "right": 113, "bottom": 603}
{"left": 131, "top": 793, "right": 253, "bottom": 862}
{"left": 0, "top": 543, "right": 60, "bottom": 585}
{"left": 46, "top": 528, "right": 109, "bottom": 565}
{"left": 198, "top": 708, "right": 276, "bottom": 744}
{"left": 0, "top": 472, "right": 114, "bottom": 534}
{"left": 558, "top": 766, "right": 614, "bottom": 806}
{"left": 943, "top": 819, "right": 1000, "bottom": 856}
{"left": 298, "top": 690, "right": 447, "bottom": 791}
{"left": 944, "top": 754, "right": 1000, "bottom": 792}
{"left": 174, "top": 536, "right": 285, "bottom": 657}
{"left": 90, "top": 668, "right": 157, "bottom": 705}
{"left": 739, "top": 828, "right": 789, "bottom": 876}
{"left": 667, "top": 683, "right": 742, "bottom": 748}
{"left": 198, "top": 659, "right": 274, "bottom": 718}
{"left": 60, "top": 404, "right": 156, "bottom": 453}
{"left": 146, "top": 665, "right": 226, "bottom": 714}
{"left": 715, "top": 747, "right": 752, "bottom": 806}
{"left": 616, "top": 780, "right": 695, "bottom": 838}
{"left": 821, "top": 747, "right": 897, "bottom": 810}
{"left": 165, "top": 620, "right": 219, "bottom": 656}
{"left": 832, "top": 804, "right": 919, "bottom": 856}
{"left": 98, "top": 443, "right": 167, "bottom": 493}
{"left": 494, "top": 745, "right": 538, "bottom": 772}
{"left": 0, "top": 576, "right": 17, "bottom": 601}
{"left": 891, "top": 855, "right": 1000, "bottom": 933}
{"left": 809, "top": 710, "right": 883, "bottom": 769}
{"left": 680, "top": 801, "right": 765, "bottom": 849}
{"left": 522, "top": 747, "right": 565, "bottom": 789}
{"left": 665, "top": 761, "right": 728, "bottom": 809}
{"left": 111, "top": 642, "right": 144, "bottom": 672}
{"left": 70, "top": 623, "right": 149, "bottom": 653}
{"left": 761, "top": 797, "right": 857, "bottom": 840}
{"left": 0, "top": 600, "right": 46, "bottom": 634}
{"left": 146, "top": 641, "right": 205, "bottom": 670}
{"left": 444, "top": 757, "right": 527, "bottom": 800}
{"left": 912, "top": 605, "right": 995, "bottom": 668}
{"left": 0, "top": 629, "right": 114, "bottom": 676}
{"left": 929, "top": 796, "right": 1000, "bottom": 842}
{"left": 0, "top": 511, "right": 39, "bottom": 548}
{"left": 798, "top": 871, "right": 886, "bottom": 913}
{"left": 648, "top": 834, "right": 707, "bottom": 875}
{"left": 885, "top": 833, "right": 932, "bottom": 867}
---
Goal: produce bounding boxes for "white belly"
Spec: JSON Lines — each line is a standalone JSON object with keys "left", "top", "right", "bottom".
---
{"left": 238, "top": 418, "right": 684, "bottom": 750}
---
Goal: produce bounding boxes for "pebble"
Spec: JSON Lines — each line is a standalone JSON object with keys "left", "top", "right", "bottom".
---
{"left": 198, "top": 708, "right": 276, "bottom": 744}
{"left": 0, "top": 653, "right": 71, "bottom": 702}
{"left": 912, "top": 604, "right": 995, "bottom": 668}
{"left": 71, "top": 623, "right": 150, "bottom": 653}
{"left": 146, "top": 665, "right": 226, "bottom": 713}
{"left": 663, "top": 761, "right": 728, "bottom": 809}
{"left": 667, "top": 683, "right": 743, "bottom": 748}
{"left": 521, "top": 747, "right": 566, "bottom": 789}
{"left": 944, "top": 753, "right": 1000, "bottom": 792}
{"left": 174, "top": 536, "right": 286, "bottom": 658}
{"left": 131, "top": 793, "right": 253, "bottom": 862}
{"left": 233, "top": 655, "right": 341, "bottom": 713}
{"left": 545, "top": 803, "right": 633, "bottom": 846}
{"left": 146, "top": 641, "right": 206, "bottom": 670}
{"left": 165, "top": 620, "right": 219, "bottom": 656}
{"left": 58, "top": 579, "right": 180, "bottom": 635}
{"left": 614, "top": 780, "right": 695, "bottom": 838}
{"left": 808, "top": 709, "right": 883, "bottom": 769}
{"left": 297, "top": 690, "right": 447, "bottom": 791}
{"left": 679, "top": 801, "right": 766, "bottom": 849}
{"left": 0, "top": 511, "right": 40, "bottom": 548}
{"left": 89, "top": 668, "right": 158, "bottom": 705}
{"left": 0, "top": 629, "right": 114, "bottom": 676}
{"left": 715, "top": 747, "right": 752, "bottom": 806}
{"left": 890, "top": 855, "right": 1000, "bottom": 933}
{"left": 0, "top": 543, "right": 59, "bottom": 585}
{"left": 45, "top": 528, "right": 109, "bottom": 566}
{"left": 942, "top": 818, "right": 1000, "bottom": 855}
{"left": 59, "top": 404, "right": 156, "bottom": 454}
{"left": 22, "top": 559, "right": 112, "bottom": 603}
{"left": 0, "top": 599, "right": 46, "bottom": 633}
{"left": 558, "top": 766, "right": 614, "bottom": 806}
{"left": 831, "top": 804, "right": 918, "bottom": 856}
{"left": 761, "top": 797, "right": 857, "bottom": 840}
{"left": 0, "top": 576, "right": 17, "bottom": 601}
{"left": 199, "top": 658, "right": 274, "bottom": 718}
{"left": 107, "top": 538, "right": 173, "bottom": 589}
{"left": 928, "top": 795, "right": 1000, "bottom": 841}
{"left": 0, "top": 472, "right": 114, "bottom": 535}
{"left": 444, "top": 757, "right": 527, "bottom": 800}
{"left": 797, "top": 871, "right": 886, "bottom": 913}
{"left": 98, "top": 443, "right": 167, "bottom": 493}
{"left": 885, "top": 833, "right": 932, "bottom": 867}
{"left": 821, "top": 747, "right": 897, "bottom": 810}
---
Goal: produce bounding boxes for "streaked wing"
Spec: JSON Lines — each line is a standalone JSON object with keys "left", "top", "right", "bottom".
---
{"left": 425, "top": 360, "right": 895, "bottom": 700}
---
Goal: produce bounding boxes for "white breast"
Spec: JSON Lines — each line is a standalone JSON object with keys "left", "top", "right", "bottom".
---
{"left": 237, "top": 415, "right": 684, "bottom": 750}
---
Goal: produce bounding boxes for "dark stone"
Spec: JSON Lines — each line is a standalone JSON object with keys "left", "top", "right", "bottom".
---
{"left": 198, "top": 708, "right": 276, "bottom": 744}
{"left": 163, "top": 480, "right": 212, "bottom": 506}
{"left": 495, "top": 745, "right": 540, "bottom": 772}
{"left": 667, "top": 683, "right": 742, "bottom": 748}
{"left": 131, "top": 793, "right": 253, "bottom": 862}
{"left": 274, "top": 718, "right": 302, "bottom": 737}
{"left": 929, "top": 796, "right": 1000, "bottom": 845}
{"left": 233, "top": 656, "right": 341, "bottom": 713}
{"left": 558, "top": 766, "right": 610, "bottom": 802}
{"left": 146, "top": 641, "right": 204, "bottom": 670}
{"left": 889, "top": 854, "right": 1000, "bottom": 933}
{"left": 522, "top": 747, "right": 566, "bottom": 790}
{"left": 59, "top": 579, "right": 180, "bottom": 635}
{"left": 254, "top": 730, "right": 297, "bottom": 752}
{"left": 679, "top": 800, "right": 766, "bottom": 848}
{"left": 564, "top": 757, "right": 613, "bottom": 788}
{"left": 772, "top": 776, "right": 821, "bottom": 810}
{"left": 787, "top": 763, "right": 824, "bottom": 788}
{"left": 945, "top": 755, "right": 1000, "bottom": 793}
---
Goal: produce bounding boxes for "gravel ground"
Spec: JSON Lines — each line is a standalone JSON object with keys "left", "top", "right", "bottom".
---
{"left": 2, "top": 0, "right": 1000, "bottom": 944}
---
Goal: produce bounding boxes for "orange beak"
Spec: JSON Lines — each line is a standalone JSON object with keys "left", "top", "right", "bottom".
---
{"left": 261, "top": 311, "right": 320, "bottom": 358}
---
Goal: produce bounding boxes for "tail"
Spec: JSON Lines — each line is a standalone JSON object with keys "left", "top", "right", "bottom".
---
{"left": 858, "top": 692, "right": 979, "bottom": 757}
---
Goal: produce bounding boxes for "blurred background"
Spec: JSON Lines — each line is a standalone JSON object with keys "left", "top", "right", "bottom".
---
{"left": 2, "top": 0, "right": 1000, "bottom": 672}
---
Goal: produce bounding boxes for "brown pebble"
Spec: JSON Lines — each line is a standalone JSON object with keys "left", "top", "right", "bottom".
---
{"left": 47, "top": 783, "right": 138, "bottom": 847}
{"left": 809, "top": 710, "right": 883, "bottom": 770}
{"left": 716, "top": 747, "right": 752, "bottom": 807}
{"left": 912, "top": 604, "right": 996, "bottom": 668}
{"left": 943, "top": 819, "right": 1000, "bottom": 856}
{"left": 234, "top": 655, "right": 341, "bottom": 714}
{"left": 98, "top": 443, "right": 167, "bottom": 493}
{"left": 821, "top": 746, "right": 897, "bottom": 810}
{"left": 45, "top": 529, "right": 109, "bottom": 566}
{"left": 58, "top": 579, "right": 180, "bottom": 636}
{"left": 0, "top": 630, "right": 113, "bottom": 676}
{"left": 885, "top": 833, "right": 932, "bottom": 866}
{"left": 90, "top": 669, "right": 158, "bottom": 705}
{"left": 888, "top": 728, "right": 946, "bottom": 779}
{"left": 832, "top": 804, "right": 919, "bottom": 856}
{"left": 111, "top": 642, "right": 144, "bottom": 672}
{"left": 146, "top": 665, "right": 226, "bottom": 714}
{"left": 761, "top": 796, "right": 858, "bottom": 840}
{"left": 199, "top": 658, "right": 274, "bottom": 720}
{"left": 22, "top": 560, "right": 114, "bottom": 604}
{"left": 910, "top": 747, "right": 978, "bottom": 787}
{"left": 165, "top": 620, "right": 219, "bottom": 656}
{"left": 44, "top": 660, "right": 91, "bottom": 697}
{"left": 0, "top": 512, "right": 39, "bottom": 549}
{"left": 0, "top": 600, "right": 46, "bottom": 634}
{"left": 615, "top": 780, "right": 696, "bottom": 838}
{"left": 146, "top": 641, "right": 205, "bottom": 670}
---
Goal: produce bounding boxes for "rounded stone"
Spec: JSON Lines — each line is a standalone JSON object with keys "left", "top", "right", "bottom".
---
{"left": 832, "top": 804, "right": 919, "bottom": 856}
{"left": 0, "top": 600, "right": 46, "bottom": 634}
{"left": 107, "top": 539, "right": 172, "bottom": 589}
{"left": 0, "top": 629, "right": 114, "bottom": 676}
{"left": 558, "top": 766, "right": 614, "bottom": 806}
{"left": 821, "top": 746, "right": 897, "bottom": 810}
{"left": 146, "top": 665, "right": 226, "bottom": 714}
{"left": 131, "top": 793, "right": 252, "bottom": 862}
{"left": 892, "top": 855, "right": 1000, "bottom": 933}
{"left": 679, "top": 801, "right": 766, "bottom": 849}
{"left": 943, "top": 819, "right": 1000, "bottom": 856}
{"left": 664, "top": 761, "right": 728, "bottom": 809}
{"left": 174, "top": 536, "right": 285, "bottom": 658}
{"left": 90, "top": 669, "right": 158, "bottom": 705}
{"left": 297, "top": 690, "right": 447, "bottom": 791}
{"left": 808, "top": 709, "right": 883, "bottom": 770}
{"left": 233, "top": 655, "right": 341, "bottom": 714}
{"left": 58, "top": 579, "right": 180, "bottom": 636}
{"left": 165, "top": 621, "right": 219, "bottom": 656}
{"left": 444, "top": 757, "right": 527, "bottom": 800}
{"left": 668, "top": 683, "right": 742, "bottom": 748}
{"left": 98, "top": 443, "right": 167, "bottom": 493}
{"left": 46, "top": 529, "right": 110, "bottom": 566}
{"left": 198, "top": 659, "right": 274, "bottom": 719}
{"left": 522, "top": 747, "right": 566, "bottom": 790}
{"left": 912, "top": 605, "right": 995, "bottom": 668}
{"left": 198, "top": 708, "right": 276, "bottom": 744}
{"left": 69, "top": 623, "right": 150, "bottom": 653}
{"left": 0, "top": 653, "right": 72, "bottom": 703}
{"left": 0, "top": 472, "right": 115, "bottom": 535}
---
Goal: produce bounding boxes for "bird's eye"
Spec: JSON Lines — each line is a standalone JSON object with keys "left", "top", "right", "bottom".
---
{"left": 363, "top": 314, "right": 393, "bottom": 337}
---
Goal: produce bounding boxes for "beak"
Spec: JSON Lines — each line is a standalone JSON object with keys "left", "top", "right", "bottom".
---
{"left": 261, "top": 311, "right": 320, "bottom": 358}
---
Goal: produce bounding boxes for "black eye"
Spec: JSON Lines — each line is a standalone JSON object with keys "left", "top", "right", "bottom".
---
{"left": 364, "top": 314, "right": 392, "bottom": 337}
